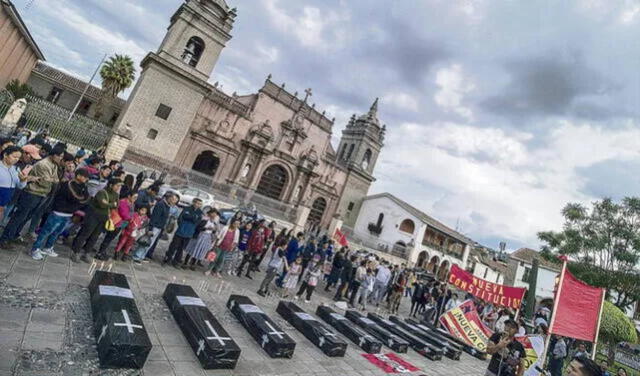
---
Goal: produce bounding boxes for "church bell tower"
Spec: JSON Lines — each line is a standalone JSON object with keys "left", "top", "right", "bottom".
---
{"left": 336, "top": 98, "right": 386, "bottom": 227}
{"left": 115, "top": 0, "right": 236, "bottom": 161}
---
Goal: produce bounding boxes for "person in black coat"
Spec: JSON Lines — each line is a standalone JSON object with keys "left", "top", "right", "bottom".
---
{"left": 324, "top": 249, "right": 345, "bottom": 292}
{"left": 410, "top": 281, "right": 424, "bottom": 317}
{"left": 333, "top": 254, "right": 356, "bottom": 301}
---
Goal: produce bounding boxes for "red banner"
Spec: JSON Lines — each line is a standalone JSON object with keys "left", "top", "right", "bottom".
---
{"left": 448, "top": 264, "right": 526, "bottom": 310}
{"left": 333, "top": 228, "right": 349, "bottom": 247}
{"left": 440, "top": 300, "right": 493, "bottom": 351}
{"left": 551, "top": 267, "right": 605, "bottom": 342}
{"left": 361, "top": 353, "right": 420, "bottom": 374}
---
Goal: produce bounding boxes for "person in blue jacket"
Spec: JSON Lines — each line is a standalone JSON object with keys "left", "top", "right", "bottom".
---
{"left": 162, "top": 197, "right": 203, "bottom": 267}
{"left": 133, "top": 192, "right": 177, "bottom": 263}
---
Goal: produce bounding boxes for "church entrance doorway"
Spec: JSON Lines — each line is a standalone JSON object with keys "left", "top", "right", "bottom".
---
{"left": 256, "top": 164, "right": 288, "bottom": 200}
{"left": 192, "top": 151, "right": 220, "bottom": 176}
{"left": 307, "top": 197, "right": 327, "bottom": 227}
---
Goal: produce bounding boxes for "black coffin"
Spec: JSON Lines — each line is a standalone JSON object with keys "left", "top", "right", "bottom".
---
{"left": 344, "top": 310, "right": 409, "bottom": 353}
{"left": 163, "top": 284, "right": 240, "bottom": 369}
{"left": 389, "top": 316, "right": 461, "bottom": 360}
{"left": 316, "top": 305, "right": 381, "bottom": 354}
{"left": 226, "top": 295, "right": 296, "bottom": 358}
{"left": 276, "top": 301, "right": 348, "bottom": 357}
{"left": 88, "top": 271, "right": 152, "bottom": 369}
{"left": 367, "top": 313, "right": 443, "bottom": 361}
{"left": 412, "top": 318, "right": 487, "bottom": 360}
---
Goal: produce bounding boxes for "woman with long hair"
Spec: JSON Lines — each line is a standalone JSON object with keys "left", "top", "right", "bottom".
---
{"left": 0, "top": 146, "right": 32, "bottom": 221}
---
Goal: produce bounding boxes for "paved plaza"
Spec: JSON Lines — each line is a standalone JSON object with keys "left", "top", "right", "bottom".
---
{"left": 0, "top": 239, "right": 488, "bottom": 376}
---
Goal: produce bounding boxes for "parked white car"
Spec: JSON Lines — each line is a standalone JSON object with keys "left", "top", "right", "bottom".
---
{"left": 176, "top": 187, "right": 215, "bottom": 210}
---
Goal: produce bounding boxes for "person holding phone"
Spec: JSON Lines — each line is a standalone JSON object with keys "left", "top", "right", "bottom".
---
{"left": 0, "top": 146, "right": 37, "bottom": 222}
{"left": 0, "top": 145, "right": 64, "bottom": 249}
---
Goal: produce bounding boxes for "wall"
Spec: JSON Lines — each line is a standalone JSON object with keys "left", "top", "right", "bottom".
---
{"left": 473, "top": 263, "right": 505, "bottom": 284}
{"left": 353, "top": 195, "right": 469, "bottom": 269}
{"left": 27, "top": 73, "right": 122, "bottom": 125}
{"left": 512, "top": 261, "right": 558, "bottom": 299}
{"left": 120, "top": 61, "right": 206, "bottom": 161}
{"left": 0, "top": 6, "right": 40, "bottom": 88}
{"left": 354, "top": 195, "right": 420, "bottom": 246}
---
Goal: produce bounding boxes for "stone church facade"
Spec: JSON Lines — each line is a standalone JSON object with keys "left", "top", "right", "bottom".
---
{"left": 108, "top": 0, "right": 386, "bottom": 229}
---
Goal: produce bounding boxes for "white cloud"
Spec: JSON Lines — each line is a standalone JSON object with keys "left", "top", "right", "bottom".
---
{"left": 620, "top": 3, "right": 640, "bottom": 23}
{"left": 433, "top": 64, "right": 475, "bottom": 121}
{"left": 256, "top": 46, "right": 280, "bottom": 64}
{"left": 262, "top": 0, "right": 350, "bottom": 50}
{"left": 374, "top": 119, "right": 640, "bottom": 246}
{"left": 39, "top": 1, "right": 147, "bottom": 62}
{"left": 382, "top": 92, "right": 419, "bottom": 112}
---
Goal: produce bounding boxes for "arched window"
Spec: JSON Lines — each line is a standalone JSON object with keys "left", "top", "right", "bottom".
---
{"left": 256, "top": 164, "right": 288, "bottom": 200}
{"left": 182, "top": 36, "right": 205, "bottom": 67}
{"left": 416, "top": 251, "right": 429, "bottom": 269}
{"left": 438, "top": 260, "right": 450, "bottom": 281}
{"left": 307, "top": 197, "right": 327, "bottom": 226}
{"left": 192, "top": 150, "right": 219, "bottom": 176}
{"left": 339, "top": 144, "right": 347, "bottom": 160}
{"left": 376, "top": 213, "right": 384, "bottom": 227}
{"left": 399, "top": 219, "right": 415, "bottom": 234}
{"left": 346, "top": 144, "right": 355, "bottom": 160}
{"left": 392, "top": 241, "right": 408, "bottom": 256}
{"left": 362, "top": 148, "right": 372, "bottom": 169}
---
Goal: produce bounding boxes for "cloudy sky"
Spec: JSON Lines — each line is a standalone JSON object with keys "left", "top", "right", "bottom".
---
{"left": 16, "top": 0, "right": 640, "bottom": 250}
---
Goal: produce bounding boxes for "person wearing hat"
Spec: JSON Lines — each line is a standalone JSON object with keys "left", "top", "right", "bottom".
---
{"left": 20, "top": 144, "right": 42, "bottom": 166}
{"left": 0, "top": 145, "right": 64, "bottom": 248}
{"left": 71, "top": 178, "right": 121, "bottom": 263}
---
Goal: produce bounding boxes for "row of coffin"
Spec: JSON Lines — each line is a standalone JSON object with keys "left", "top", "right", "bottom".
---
{"left": 88, "top": 271, "right": 486, "bottom": 370}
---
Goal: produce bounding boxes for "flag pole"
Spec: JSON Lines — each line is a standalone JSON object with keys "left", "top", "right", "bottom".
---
{"left": 539, "top": 257, "right": 568, "bottom": 368}
{"left": 591, "top": 288, "right": 606, "bottom": 360}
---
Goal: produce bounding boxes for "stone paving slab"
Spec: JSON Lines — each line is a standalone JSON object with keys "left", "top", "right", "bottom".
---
{"left": 0, "top": 238, "right": 489, "bottom": 376}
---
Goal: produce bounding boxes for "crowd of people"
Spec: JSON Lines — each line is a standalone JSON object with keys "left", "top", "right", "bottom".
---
{"left": 0, "top": 132, "right": 629, "bottom": 376}
{"left": 0, "top": 132, "right": 429, "bottom": 312}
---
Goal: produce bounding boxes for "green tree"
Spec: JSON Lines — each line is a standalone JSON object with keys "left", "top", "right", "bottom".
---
{"left": 538, "top": 198, "right": 640, "bottom": 310}
{"left": 5, "top": 79, "right": 35, "bottom": 99}
{"left": 94, "top": 54, "right": 135, "bottom": 120}
{"left": 598, "top": 301, "right": 637, "bottom": 363}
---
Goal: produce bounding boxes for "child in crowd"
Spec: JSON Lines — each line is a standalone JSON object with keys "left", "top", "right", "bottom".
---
{"left": 132, "top": 229, "right": 154, "bottom": 262}
{"left": 295, "top": 254, "right": 322, "bottom": 303}
{"left": 257, "top": 246, "right": 288, "bottom": 297}
{"left": 234, "top": 222, "right": 252, "bottom": 270}
{"left": 113, "top": 206, "right": 148, "bottom": 261}
{"left": 282, "top": 256, "right": 302, "bottom": 298}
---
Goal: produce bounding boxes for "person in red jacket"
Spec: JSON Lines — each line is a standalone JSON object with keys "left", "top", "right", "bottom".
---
{"left": 252, "top": 220, "right": 275, "bottom": 272}
{"left": 236, "top": 221, "right": 265, "bottom": 279}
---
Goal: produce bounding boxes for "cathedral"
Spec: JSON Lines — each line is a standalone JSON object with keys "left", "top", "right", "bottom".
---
{"left": 111, "top": 0, "right": 386, "bottom": 229}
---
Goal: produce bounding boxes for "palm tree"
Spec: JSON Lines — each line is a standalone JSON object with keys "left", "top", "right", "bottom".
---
{"left": 94, "top": 54, "right": 136, "bottom": 121}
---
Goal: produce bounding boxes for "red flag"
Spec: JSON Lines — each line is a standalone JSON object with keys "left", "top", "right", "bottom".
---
{"left": 333, "top": 228, "right": 348, "bottom": 247}
{"left": 550, "top": 267, "right": 605, "bottom": 342}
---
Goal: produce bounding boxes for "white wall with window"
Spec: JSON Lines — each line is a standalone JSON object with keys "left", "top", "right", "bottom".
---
{"left": 351, "top": 193, "right": 471, "bottom": 274}
{"left": 512, "top": 261, "right": 558, "bottom": 299}
{"left": 471, "top": 262, "right": 505, "bottom": 284}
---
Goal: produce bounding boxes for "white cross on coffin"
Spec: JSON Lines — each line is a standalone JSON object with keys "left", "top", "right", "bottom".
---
{"left": 318, "top": 328, "right": 337, "bottom": 347}
{"left": 197, "top": 339, "right": 206, "bottom": 356}
{"left": 113, "top": 309, "right": 143, "bottom": 333}
{"left": 388, "top": 338, "right": 395, "bottom": 347}
{"left": 97, "top": 324, "right": 108, "bottom": 343}
{"left": 265, "top": 321, "right": 284, "bottom": 339}
{"left": 359, "top": 335, "right": 373, "bottom": 347}
{"left": 204, "top": 320, "right": 231, "bottom": 346}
